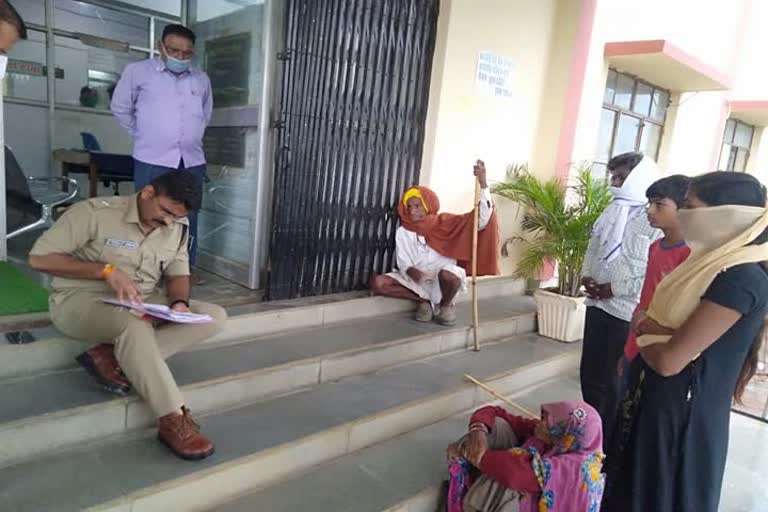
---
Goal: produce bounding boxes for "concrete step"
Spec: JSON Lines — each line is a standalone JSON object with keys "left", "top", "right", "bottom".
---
{"left": 0, "top": 311, "right": 52, "bottom": 332}
{"left": 0, "top": 297, "right": 536, "bottom": 467}
{"left": 0, "top": 276, "right": 525, "bottom": 380}
{"left": 0, "top": 334, "right": 579, "bottom": 512}
{"left": 213, "top": 375, "right": 581, "bottom": 512}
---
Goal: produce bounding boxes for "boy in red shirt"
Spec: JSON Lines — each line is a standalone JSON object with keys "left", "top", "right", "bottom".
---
{"left": 617, "top": 174, "right": 691, "bottom": 384}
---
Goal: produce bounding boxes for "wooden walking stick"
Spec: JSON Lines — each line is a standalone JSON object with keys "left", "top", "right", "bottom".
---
{"left": 464, "top": 374, "right": 538, "bottom": 419}
{"left": 471, "top": 174, "right": 481, "bottom": 352}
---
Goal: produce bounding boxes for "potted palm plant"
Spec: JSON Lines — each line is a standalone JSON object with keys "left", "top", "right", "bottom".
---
{"left": 493, "top": 164, "right": 611, "bottom": 342}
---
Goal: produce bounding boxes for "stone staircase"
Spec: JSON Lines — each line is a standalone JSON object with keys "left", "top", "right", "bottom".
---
{"left": 0, "top": 277, "right": 582, "bottom": 511}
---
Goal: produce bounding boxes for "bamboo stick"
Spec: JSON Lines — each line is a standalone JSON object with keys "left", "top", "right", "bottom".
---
{"left": 464, "top": 373, "right": 538, "bottom": 418}
{"left": 471, "top": 176, "right": 480, "bottom": 352}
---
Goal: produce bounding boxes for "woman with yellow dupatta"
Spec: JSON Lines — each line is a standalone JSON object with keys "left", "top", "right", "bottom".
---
{"left": 602, "top": 172, "right": 768, "bottom": 512}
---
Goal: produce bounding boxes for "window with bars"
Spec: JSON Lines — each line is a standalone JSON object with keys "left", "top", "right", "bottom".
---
{"left": 719, "top": 119, "right": 755, "bottom": 172}
{"left": 594, "top": 69, "right": 670, "bottom": 177}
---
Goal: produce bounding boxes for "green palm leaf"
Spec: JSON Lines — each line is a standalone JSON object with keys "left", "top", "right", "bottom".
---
{"left": 492, "top": 163, "right": 611, "bottom": 296}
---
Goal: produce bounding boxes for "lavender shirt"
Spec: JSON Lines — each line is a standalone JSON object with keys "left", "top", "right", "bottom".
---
{"left": 111, "top": 58, "right": 213, "bottom": 168}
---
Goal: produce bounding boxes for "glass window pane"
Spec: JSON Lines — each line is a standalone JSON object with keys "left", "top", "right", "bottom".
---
{"left": 54, "top": 0, "right": 150, "bottom": 49}
{"left": 719, "top": 143, "right": 733, "bottom": 171}
{"left": 640, "top": 123, "right": 662, "bottom": 159}
{"left": 633, "top": 83, "right": 653, "bottom": 116}
{"left": 195, "top": 0, "right": 264, "bottom": 22}
{"left": 613, "top": 114, "right": 641, "bottom": 156}
{"left": 734, "top": 148, "right": 749, "bottom": 172}
{"left": 724, "top": 119, "right": 736, "bottom": 143}
{"left": 614, "top": 73, "right": 634, "bottom": 110}
{"left": 727, "top": 145, "right": 738, "bottom": 171}
{"left": 54, "top": 34, "right": 147, "bottom": 109}
{"left": 12, "top": 0, "right": 45, "bottom": 25}
{"left": 651, "top": 89, "right": 669, "bottom": 121}
{"left": 597, "top": 108, "right": 616, "bottom": 162}
{"left": 6, "top": 30, "right": 47, "bottom": 102}
{"left": 132, "top": 0, "right": 181, "bottom": 16}
{"left": 591, "top": 162, "right": 608, "bottom": 181}
{"left": 734, "top": 122, "right": 754, "bottom": 149}
{"left": 604, "top": 69, "right": 617, "bottom": 105}
{"left": 153, "top": 19, "right": 172, "bottom": 55}
{"left": 192, "top": 0, "right": 266, "bottom": 278}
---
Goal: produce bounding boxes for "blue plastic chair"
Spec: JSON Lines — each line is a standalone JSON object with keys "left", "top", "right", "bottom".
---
{"left": 80, "top": 132, "right": 102, "bottom": 152}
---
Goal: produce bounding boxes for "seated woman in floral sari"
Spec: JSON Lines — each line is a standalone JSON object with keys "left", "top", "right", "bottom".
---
{"left": 446, "top": 401, "right": 605, "bottom": 512}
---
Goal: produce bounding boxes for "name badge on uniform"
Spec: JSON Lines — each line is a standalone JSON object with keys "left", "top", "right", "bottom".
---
{"left": 105, "top": 238, "right": 138, "bottom": 249}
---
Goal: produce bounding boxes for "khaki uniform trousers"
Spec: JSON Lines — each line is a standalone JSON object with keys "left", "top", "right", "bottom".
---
{"left": 50, "top": 290, "right": 227, "bottom": 417}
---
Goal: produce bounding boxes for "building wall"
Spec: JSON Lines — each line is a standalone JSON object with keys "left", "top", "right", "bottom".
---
{"left": 729, "top": 0, "right": 768, "bottom": 179}
{"left": 420, "top": 0, "right": 580, "bottom": 274}
{"left": 420, "top": 0, "right": 561, "bottom": 202}
{"left": 422, "top": 0, "right": 761, "bottom": 279}
{"left": 599, "top": 0, "right": 744, "bottom": 75}
{"left": 570, "top": 0, "right": 749, "bottom": 176}
{"left": 746, "top": 127, "right": 768, "bottom": 182}
{"left": 529, "top": 0, "right": 584, "bottom": 180}
{"left": 730, "top": 0, "right": 768, "bottom": 97}
{"left": 663, "top": 92, "right": 729, "bottom": 175}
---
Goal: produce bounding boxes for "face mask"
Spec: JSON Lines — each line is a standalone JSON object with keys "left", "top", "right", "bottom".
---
{"left": 677, "top": 208, "right": 711, "bottom": 250}
{"left": 0, "top": 55, "right": 8, "bottom": 81}
{"left": 165, "top": 55, "right": 191, "bottom": 74}
{"left": 678, "top": 205, "right": 765, "bottom": 253}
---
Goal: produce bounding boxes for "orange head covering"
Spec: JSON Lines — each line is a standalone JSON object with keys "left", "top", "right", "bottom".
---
{"left": 397, "top": 186, "right": 500, "bottom": 276}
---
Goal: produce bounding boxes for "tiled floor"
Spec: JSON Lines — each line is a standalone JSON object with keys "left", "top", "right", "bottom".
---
{"left": 722, "top": 413, "right": 768, "bottom": 512}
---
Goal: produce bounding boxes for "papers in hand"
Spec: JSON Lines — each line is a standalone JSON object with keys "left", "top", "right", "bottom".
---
{"left": 102, "top": 299, "right": 213, "bottom": 323}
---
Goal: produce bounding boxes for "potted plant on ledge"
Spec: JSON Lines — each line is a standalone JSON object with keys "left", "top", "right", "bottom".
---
{"left": 493, "top": 165, "right": 611, "bottom": 342}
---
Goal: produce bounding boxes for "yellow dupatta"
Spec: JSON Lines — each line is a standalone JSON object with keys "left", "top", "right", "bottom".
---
{"left": 637, "top": 205, "right": 768, "bottom": 348}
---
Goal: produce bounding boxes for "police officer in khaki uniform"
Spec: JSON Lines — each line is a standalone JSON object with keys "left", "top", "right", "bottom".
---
{"left": 29, "top": 170, "right": 226, "bottom": 460}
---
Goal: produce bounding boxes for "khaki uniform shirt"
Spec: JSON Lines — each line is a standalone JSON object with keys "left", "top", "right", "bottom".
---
{"left": 30, "top": 194, "right": 189, "bottom": 302}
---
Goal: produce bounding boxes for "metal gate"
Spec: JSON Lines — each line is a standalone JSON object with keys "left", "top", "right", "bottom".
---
{"left": 268, "top": 0, "right": 440, "bottom": 300}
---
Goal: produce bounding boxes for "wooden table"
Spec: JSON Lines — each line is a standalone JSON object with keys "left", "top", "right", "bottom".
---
{"left": 52, "top": 149, "right": 133, "bottom": 198}
{"left": 52, "top": 149, "right": 97, "bottom": 197}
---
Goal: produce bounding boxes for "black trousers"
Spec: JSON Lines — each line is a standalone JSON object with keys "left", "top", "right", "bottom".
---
{"left": 580, "top": 306, "right": 631, "bottom": 447}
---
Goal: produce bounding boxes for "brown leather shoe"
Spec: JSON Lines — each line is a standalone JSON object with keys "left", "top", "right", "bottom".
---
{"left": 158, "top": 407, "right": 215, "bottom": 460}
{"left": 75, "top": 343, "right": 131, "bottom": 396}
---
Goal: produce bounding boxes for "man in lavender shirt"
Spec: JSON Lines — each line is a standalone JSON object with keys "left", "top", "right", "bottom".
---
{"left": 111, "top": 24, "right": 212, "bottom": 281}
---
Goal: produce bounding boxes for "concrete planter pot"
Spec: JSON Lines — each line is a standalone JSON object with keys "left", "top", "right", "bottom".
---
{"left": 533, "top": 289, "right": 586, "bottom": 343}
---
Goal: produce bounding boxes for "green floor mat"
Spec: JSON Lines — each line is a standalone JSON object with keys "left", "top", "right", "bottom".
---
{"left": 0, "top": 262, "right": 49, "bottom": 316}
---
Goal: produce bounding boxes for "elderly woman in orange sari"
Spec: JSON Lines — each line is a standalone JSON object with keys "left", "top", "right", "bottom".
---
{"left": 369, "top": 161, "right": 499, "bottom": 326}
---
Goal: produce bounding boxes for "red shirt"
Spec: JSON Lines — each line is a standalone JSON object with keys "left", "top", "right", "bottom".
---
{"left": 469, "top": 406, "right": 541, "bottom": 493}
{"left": 624, "top": 239, "right": 691, "bottom": 360}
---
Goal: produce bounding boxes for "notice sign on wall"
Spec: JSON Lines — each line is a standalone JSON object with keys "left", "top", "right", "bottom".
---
{"left": 7, "top": 59, "right": 64, "bottom": 79}
{"left": 8, "top": 59, "right": 44, "bottom": 76}
{"left": 476, "top": 51, "right": 513, "bottom": 98}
